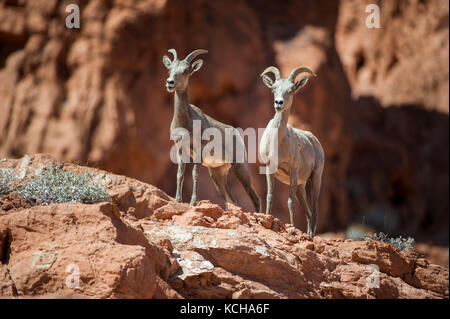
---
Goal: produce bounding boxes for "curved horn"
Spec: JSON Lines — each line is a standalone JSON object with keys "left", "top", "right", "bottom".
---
{"left": 168, "top": 48, "right": 178, "bottom": 61}
{"left": 260, "top": 66, "right": 281, "bottom": 81}
{"left": 288, "top": 67, "right": 316, "bottom": 83}
{"left": 184, "top": 49, "right": 208, "bottom": 64}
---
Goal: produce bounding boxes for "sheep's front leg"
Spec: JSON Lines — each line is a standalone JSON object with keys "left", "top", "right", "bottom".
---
{"left": 266, "top": 166, "right": 275, "bottom": 215}
{"left": 175, "top": 151, "right": 186, "bottom": 203}
{"left": 288, "top": 169, "right": 298, "bottom": 226}
{"left": 190, "top": 163, "right": 199, "bottom": 206}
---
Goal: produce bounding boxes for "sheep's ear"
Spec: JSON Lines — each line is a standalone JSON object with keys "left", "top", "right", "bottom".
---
{"left": 190, "top": 59, "right": 204, "bottom": 74}
{"left": 261, "top": 75, "right": 274, "bottom": 88}
{"left": 294, "top": 75, "right": 308, "bottom": 94}
{"left": 163, "top": 55, "right": 172, "bottom": 69}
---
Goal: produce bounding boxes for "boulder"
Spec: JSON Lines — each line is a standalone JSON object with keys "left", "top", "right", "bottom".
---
{"left": 0, "top": 155, "right": 447, "bottom": 299}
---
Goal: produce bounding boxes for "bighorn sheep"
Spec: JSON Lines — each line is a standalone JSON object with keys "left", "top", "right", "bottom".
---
{"left": 259, "top": 66, "right": 324, "bottom": 237}
{"left": 163, "top": 48, "right": 261, "bottom": 212}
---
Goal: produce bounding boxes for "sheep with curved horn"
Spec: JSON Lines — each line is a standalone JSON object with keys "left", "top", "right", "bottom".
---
{"left": 259, "top": 65, "right": 324, "bottom": 237}
{"left": 163, "top": 48, "right": 261, "bottom": 213}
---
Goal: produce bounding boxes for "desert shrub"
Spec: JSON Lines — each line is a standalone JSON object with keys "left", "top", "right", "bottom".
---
{"left": 367, "top": 232, "right": 415, "bottom": 251}
{"left": 17, "top": 166, "right": 111, "bottom": 205}
{"left": 0, "top": 168, "right": 17, "bottom": 195}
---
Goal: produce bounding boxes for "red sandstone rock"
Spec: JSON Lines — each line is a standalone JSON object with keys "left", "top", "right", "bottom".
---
{"left": 154, "top": 202, "right": 190, "bottom": 220}
{"left": 0, "top": 156, "right": 447, "bottom": 299}
{"left": 336, "top": 0, "right": 449, "bottom": 113}
{"left": 0, "top": 202, "right": 169, "bottom": 298}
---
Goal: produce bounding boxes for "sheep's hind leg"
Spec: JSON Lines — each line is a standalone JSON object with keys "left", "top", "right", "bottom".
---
{"left": 308, "top": 164, "right": 323, "bottom": 237}
{"left": 288, "top": 169, "right": 298, "bottom": 227}
{"left": 175, "top": 160, "right": 186, "bottom": 203}
{"left": 265, "top": 166, "right": 275, "bottom": 215}
{"left": 190, "top": 163, "right": 199, "bottom": 206}
{"left": 232, "top": 162, "right": 261, "bottom": 213}
{"left": 208, "top": 165, "right": 236, "bottom": 210}
{"left": 296, "top": 184, "right": 314, "bottom": 237}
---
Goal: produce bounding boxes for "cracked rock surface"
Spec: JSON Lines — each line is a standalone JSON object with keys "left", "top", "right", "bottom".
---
{"left": 0, "top": 155, "right": 448, "bottom": 299}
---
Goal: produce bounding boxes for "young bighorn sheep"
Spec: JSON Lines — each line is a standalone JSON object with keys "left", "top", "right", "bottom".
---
{"left": 163, "top": 48, "right": 261, "bottom": 212}
{"left": 259, "top": 66, "right": 324, "bottom": 237}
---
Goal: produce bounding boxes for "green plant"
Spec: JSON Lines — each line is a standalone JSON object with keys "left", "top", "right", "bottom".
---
{"left": 17, "top": 166, "right": 111, "bottom": 205}
{"left": 367, "top": 232, "right": 415, "bottom": 251}
{"left": 0, "top": 168, "right": 16, "bottom": 195}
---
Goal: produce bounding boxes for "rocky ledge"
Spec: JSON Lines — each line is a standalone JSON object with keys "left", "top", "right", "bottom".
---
{"left": 0, "top": 154, "right": 448, "bottom": 299}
